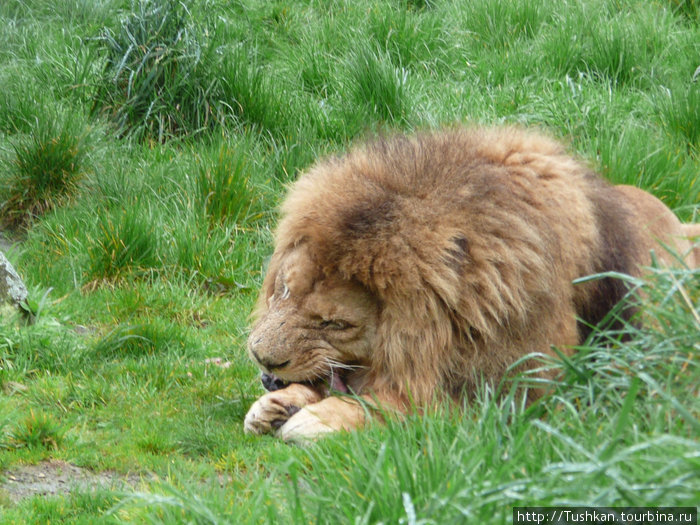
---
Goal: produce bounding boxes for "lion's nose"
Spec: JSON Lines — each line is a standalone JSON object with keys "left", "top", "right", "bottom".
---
{"left": 261, "top": 373, "right": 288, "bottom": 392}
{"left": 251, "top": 349, "right": 290, "bottom": 371}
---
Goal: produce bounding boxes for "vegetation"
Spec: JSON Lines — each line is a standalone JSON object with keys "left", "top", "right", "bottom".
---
{"left": 0, "top": 0, "right": 697, "bottom": 523}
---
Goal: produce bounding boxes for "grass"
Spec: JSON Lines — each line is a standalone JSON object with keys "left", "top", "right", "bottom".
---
{"left": 9, "top": 410, "right": 66, "bottom": 451}
{"left": 92, "top": 0, "right": 217, "bottom": 141}
{"left": 0, "top": 0, "right": 698, "bottom": 523}
{"left": 0, "top": 110, "right": 94, "bottom": 229}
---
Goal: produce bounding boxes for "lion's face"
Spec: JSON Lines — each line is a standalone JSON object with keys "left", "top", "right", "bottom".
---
{"left": 248, "top": 245, "right": 379, "bottom": 387}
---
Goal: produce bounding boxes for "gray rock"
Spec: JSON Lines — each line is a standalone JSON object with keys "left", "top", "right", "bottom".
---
{"left": 0, "top": 250, "right": 28, "bottom": 309}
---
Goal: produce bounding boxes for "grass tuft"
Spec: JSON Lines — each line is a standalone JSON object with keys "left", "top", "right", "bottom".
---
{"left": 369, "top": 7, "right": 445, "bottom": 70}
{"left": 0, "top": 112, "right": 92, "bottom": 229}
{"left": 348, "top": 45, "right": 409, "bottom": 125}
{"left": 194, "top": 142, "right": 261, "bottom": 228}
{"left": 92, "top": 0, "right": 218, "bottom": 141}
{"left": 9, "top": 410, "right": 66, "bottom": 450}
{"left": 666, "top": 0, "right": 699, "bottom": 18}
{"left": 657, "top": 81, "right": 700, "bottom": 152}
{"left": 217, "top": 44, "right": 291, "bottom": 136}
{"left": 538, "top": 5, "right": 670, "bottom": 86}
{"left": 588, "top": 124, "right": 699, "bottom": 216}
{"left": 460, "top": 0, "right": 549, "bottom": 48}
{"left": 86, "top": 206, "right": 161, "bottom": 282}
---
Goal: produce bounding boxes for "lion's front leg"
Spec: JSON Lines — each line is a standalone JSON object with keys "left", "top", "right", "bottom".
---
{"left": 244, "top": 383, "right": 323, "bottom": 435}
{"left": 277, "top": 392, "right": 403, "bottom": 443}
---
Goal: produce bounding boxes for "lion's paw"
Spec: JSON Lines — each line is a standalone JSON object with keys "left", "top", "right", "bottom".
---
{"left": 276, "top": 407, "right": 336, "bottom": 443}
{"left": 243, "top": 393, "right": 301, "bottom": 435}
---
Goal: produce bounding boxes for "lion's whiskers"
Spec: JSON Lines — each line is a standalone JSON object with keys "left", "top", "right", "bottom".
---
{"left": 323, "top": 357, "right": 366, "bottom": 374}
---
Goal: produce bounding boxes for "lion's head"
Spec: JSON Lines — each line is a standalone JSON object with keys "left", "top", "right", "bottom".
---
{"left": 248, "top": 243, "right": 379, "bottom": 393}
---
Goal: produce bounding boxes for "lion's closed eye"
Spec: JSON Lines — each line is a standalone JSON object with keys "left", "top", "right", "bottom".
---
{"left": 318, "top": 319, "right": 353, "bottom": 330}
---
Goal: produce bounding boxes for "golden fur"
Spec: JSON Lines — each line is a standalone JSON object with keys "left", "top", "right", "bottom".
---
{"left": 243, "top": 126, "right": 698, "bottom": 441}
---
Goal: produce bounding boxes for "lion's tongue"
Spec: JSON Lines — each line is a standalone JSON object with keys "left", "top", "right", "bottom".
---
{"left": 329, "top": 373, "right": 348, "bottom": 393}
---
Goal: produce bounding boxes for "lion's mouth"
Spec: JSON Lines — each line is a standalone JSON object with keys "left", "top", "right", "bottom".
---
{"left": 260, "top": 371, "right": 349, "bottom": 394}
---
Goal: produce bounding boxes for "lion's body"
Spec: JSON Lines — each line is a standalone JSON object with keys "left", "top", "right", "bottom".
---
{"left": 243, "top": 127, "right": 698, "bottom": 441}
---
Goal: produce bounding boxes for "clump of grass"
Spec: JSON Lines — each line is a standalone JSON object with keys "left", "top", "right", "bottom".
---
{"left": 136, "top": 428, "right": 178, "bottom": 455}
{"left": 0, "top": 313, "right": 88, "bottom": 376}
{"left": 92, "top": 0, "right": 219, "bottom": 141}
{"left": 457, "top": 0, "right": 549, "bottom": 48}
{"left": 657, "top": 82, "right": 700, "bottom": 152}
{"left": 92, "top": 0, "right": 297, "bottom": 141}
{"left": 0, "top": 112, "right": 92, "bottom": 229}
{"left": 538, "top": 5, "right": 669, "bottom": 86}
{"left": 194, "top": 143, "right": 261, "bottom": 227}
{"left": 168, "top": 215, "right": 259, "bottom": 290}
{"left": 404, "top": 0, "right": 433, "bottom": 9}
{"left": 169, "top": 218, "right": 226, "bottom": 280}
{"left": 550, "top": 268, "right": 699, "bottom": 421}
{"left": 10, "top": 410, "right": 66, "bottom": 450}
{"left": 348, "top": 45, "right": 409, "bottom": 125}
{"left": 583, "top": 17, "right": 646, "bottom": 85}
{"left": 86, "top": 206, "right": 161, "bottom": 282}
{"left": 217, "top": 43, "right": 292, "bottom": 137}
{"left": 587, "top": 123, "right": 699, "bottom": 215}
{"left": 368, "top": 7, "right": 444, "bottom": 70}
{"left": 297, "top": 41, "right": 332, "bottom": 98}
{"left": 0, "top": 71, "right": 47, "bottom": 135}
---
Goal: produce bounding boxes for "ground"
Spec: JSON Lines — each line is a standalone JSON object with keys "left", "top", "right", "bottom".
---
{"left": 0, "top": 460, "right": 144, "bottom": 504}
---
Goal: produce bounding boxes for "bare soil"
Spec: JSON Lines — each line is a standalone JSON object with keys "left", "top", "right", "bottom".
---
{"left": 1, "top": 460, "right": 144, "bottom": 504}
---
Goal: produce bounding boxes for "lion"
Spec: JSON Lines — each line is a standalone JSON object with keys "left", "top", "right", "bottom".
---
{"left": 243, "top": 126, "right": 699, "bottom": 442}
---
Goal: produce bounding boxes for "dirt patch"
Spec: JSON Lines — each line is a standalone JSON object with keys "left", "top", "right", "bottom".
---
{"left": 1, "top": 460, "right": 145, "bottom": 504}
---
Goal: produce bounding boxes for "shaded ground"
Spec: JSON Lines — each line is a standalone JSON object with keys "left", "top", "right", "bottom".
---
{"left": 0, "top": 232, "right": 13, "bottom": 253}
{"left": 1, "top": 460, "right": 144, "bottom": 504}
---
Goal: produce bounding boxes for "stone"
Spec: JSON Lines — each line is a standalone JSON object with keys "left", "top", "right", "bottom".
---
{"left": 0, "top": 250, "right": 28, "bottom": 312}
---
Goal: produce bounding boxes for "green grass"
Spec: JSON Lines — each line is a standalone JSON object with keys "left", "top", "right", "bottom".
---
{"left": 0, "top": 110, "right": 95, "bottom": 229}
{"left": 0, "top": 0, "right": 698, "bottom": 523}
{"left": 9, "top": 410, "right": 66, "bottom": 451}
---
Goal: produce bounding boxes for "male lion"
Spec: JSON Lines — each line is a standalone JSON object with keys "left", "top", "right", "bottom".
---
{"left": 243, "top": 126, "right": 699, "bottom": 442}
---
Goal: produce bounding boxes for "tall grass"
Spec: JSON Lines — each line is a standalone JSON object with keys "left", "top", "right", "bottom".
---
{"left": 216, "top": 43, "right": 292, "bottom": 137}
{"left": 92, "top": 0, "right": 297, "bottom": 142}
{"left": 455, "top": 0, "right": 550, "bottom": 49}
{"left": 658, "top": 81, "right": 700, "bottom": 152}
{"left": 348, "top": 45, "right": 410, "bottom": 125}
{"left": 92, "top": 0, "right": 218, "bottom": 140}
{"left": 0, "top": 111, "right": 93, "bottom": 229}
{"left": 194, "top": 142, "right": 261, "bottom": 228}
{"left": 86, "top": 206, "right": 161, "bottom": 282}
